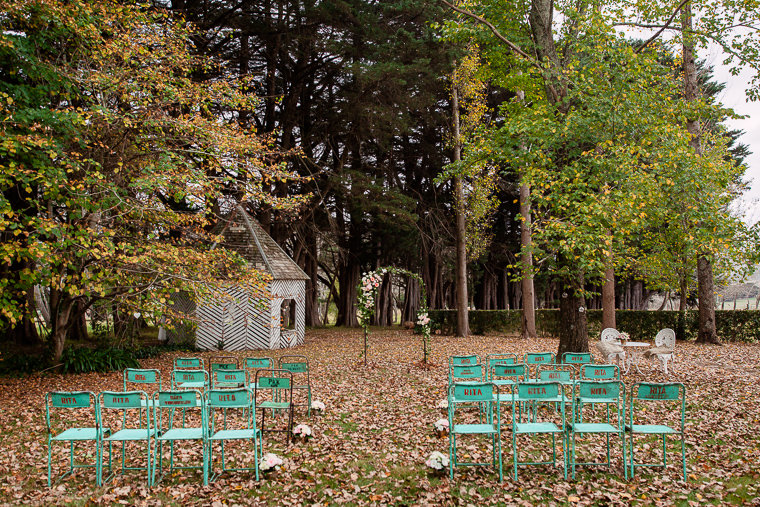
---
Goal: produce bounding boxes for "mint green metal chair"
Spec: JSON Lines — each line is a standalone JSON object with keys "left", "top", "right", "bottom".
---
{"left": 567, "top": 380, "right": 628, "bottom": 479}
{"left": 124, "top": 369, "right": 161, "bottom": 419}
{"left": 153, "top": 390, "right": 207, "bottom": 485}
{"left": 172, "top": 369, "right": 209, "bottom": 392}
{"left": 211, "top": 368, "right": 248, "bottom": 390}
{"left": 562, "top": 352, "right": 594, "bottom": 367}
{"left": 627, "top": 382, "right": 686, "bottom": 480}
{"left": 279, "top": 355, "right": 312, "bottom": 417}
{"left": 46, "top": 391, "right": 103, "bottom": 486}
{"left": 254, "top": 368, "right": 295, "bottom": 443}
{"left": 99, "top": 390, "right": 155, "bottom": 485}
{"left": 524, "top": 352, "right": 555, "bottom": 378}
{"left": 448, "top": 381, "right": 502, "bottom": 482}
{"left": 207, "top": 388, "right": 261, "bottom": 482}
{"left": 210, "top": 356, "right": 238, "bottom": 372}
{"left": 511, "top": 381, "right": 567, "bottom": 480}
{"left": 450, "top": 363, "right": 484, "bottom": 385}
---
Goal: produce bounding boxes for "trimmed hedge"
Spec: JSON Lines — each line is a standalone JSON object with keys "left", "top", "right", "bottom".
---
{"left": 429, "top": 309, "right": 760, "bottom": 342}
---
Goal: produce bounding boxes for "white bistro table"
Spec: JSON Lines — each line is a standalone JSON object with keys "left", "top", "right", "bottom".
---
{"left": 622, "top": 342, "right": 651, "bottom": 374}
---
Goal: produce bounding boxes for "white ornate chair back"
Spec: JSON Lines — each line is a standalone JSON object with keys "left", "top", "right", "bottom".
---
{"left": 655, "top": 328, "right": 676, "bottom": 349}
{"left": 601, "top": 328, "right": 621, "bottom": 343}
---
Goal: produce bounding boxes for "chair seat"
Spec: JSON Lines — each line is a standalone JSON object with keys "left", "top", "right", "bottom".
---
{"left": 52, "top": 428, "right": 99, "bottom": 441}
{"left": 258, "top": 401, "right": 290, "bottom": 410}
{"left": 209, "top": 429, "right": 260, "bottom": 441}
{"left": 626, "top": 424, "right": 678, "bottom": 434}
{"left": 514, "top": 422, "right": 562, "bottom": 434}
{"left": 570, "top": 422, "right": 621, "bottom": 434}
{"left": 452, "top": 423, "right": 498, "bottom": 435}
{"left": 158, "top": 428, "right": 204, "bottom": 441}
{"left": 106, "top": 428, "right": 156, "bottom": 441}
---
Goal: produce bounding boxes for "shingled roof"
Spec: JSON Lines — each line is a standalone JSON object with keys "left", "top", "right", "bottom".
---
{"left": 211, "top": 205, "right": 309, "bottom": 280}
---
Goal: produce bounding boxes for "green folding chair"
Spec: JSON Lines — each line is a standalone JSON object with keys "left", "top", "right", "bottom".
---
{"left": 174, "top": 357, "right": 205, "bottom": 371}
{"left": 172, "top": 369, "right": 209, "bottom": 392}
{"left": 567, "top": 380, "right": 628, "bottom": 479}
{"left": 524, "top": 352, "right": 555, "bottom": 378}
{"left": 124, "top": 368, "right": 162, "bottom": 418}
{"left": 153, "top": 390, "right": 207, "bottom": 485}
{"left": 536, "top": 364, "right": 576, "bottom": 384}
{"left": 211, "top": 368, "right": 248, "bottom": 390}
{"left": 99, "top": 390, "right": 155, "bottom": 486}
{"left": 627, "top": 382, "right": 686, "bottom": 480}
{"left": 254, "top": 368, "right": 295, "bottom": 443}
{"left": 279, "top": 355, "right": 312, "bottom": 417}
{"left": 46, "top": 391, "right": 103, "bottom": 486}
{"left": 511, "top": 381, "right": 567, "bottom": 480}
{"left": 207, "top": 388, "right": 262, "bottom": 482}
{"left": 448, "top": 381, "right": 502, "bottom": 482}
{"left": 562, "top": 352, "right": 594, "bottom": 367}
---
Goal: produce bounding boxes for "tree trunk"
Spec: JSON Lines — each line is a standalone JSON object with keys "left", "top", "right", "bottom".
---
{"left": 602, "top": 229, "right": 616, "bottom": 329}
{"left": 519, "top": 176, "right": 537, "bottom": 339}
{"left": 452, "top": 83, "right": 469, "bottom": 337}
{"left": 336, "top": 258, "right": 360, "bottom": 327}
{"left": 697, "top": 256, "right": 720, "bottom": 343}
{"left": 682, "top": 2, "right": 720, "bottom": 344}
{"left": 557, "top": 282, "right": 589, "bottom": 359}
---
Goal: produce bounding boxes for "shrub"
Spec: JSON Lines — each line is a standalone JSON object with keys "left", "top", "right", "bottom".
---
{"left": 60, "top": 346, "right": 140, "bottom": 374}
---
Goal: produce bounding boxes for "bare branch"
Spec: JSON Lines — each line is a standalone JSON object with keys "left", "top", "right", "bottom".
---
{"left": 440, "top": 0, "right": 537, "bottom": 65}
{"left": 636, "top": 0, "right": 692, "bottom": 53}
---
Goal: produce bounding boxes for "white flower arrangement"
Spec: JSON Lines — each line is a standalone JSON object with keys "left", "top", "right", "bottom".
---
{"left": 311, "top": 400, "right": 326, "bottom": 412}
{"left": 433, "top": 418, "right": 449, "bottom": 432}
{"left": 437, "top": 398, "right": 448, "bottom": 410}
{"left": 425, "top": 451, "right": 450, "bottom": 470}
{"left": 260, "top": 453, "right": 283, "bottom": 471}
{"left": 619, "top": 332, "right": 630, "bottom": 342}
{"left": 293, "top": 424, "right": 312, "bottom": 438}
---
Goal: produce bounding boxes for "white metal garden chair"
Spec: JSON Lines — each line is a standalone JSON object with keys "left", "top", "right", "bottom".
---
{"left": 597, "top": 328, "right": 625, "bottom": 365}
{"left": 644, "top": 328, "right": 676, "bottom": 374}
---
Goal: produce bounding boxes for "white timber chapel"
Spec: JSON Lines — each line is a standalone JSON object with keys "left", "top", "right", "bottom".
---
{"left": 193, "top": 205, "right": 308, "bottom": 351}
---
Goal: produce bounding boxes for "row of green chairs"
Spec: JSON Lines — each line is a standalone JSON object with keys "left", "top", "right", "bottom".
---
{"left": 46, "top": 387, "right": 263, "bottom": 487}
{"left": 448, "top": 380, "right": 686, "bottom": 482}
{"left": 170, "top": 355, "right": 312, "bottom": 416}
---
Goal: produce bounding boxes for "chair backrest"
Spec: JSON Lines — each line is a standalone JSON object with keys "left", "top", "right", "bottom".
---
{"left": 245, "top": 357, "right": 274, "bottom": 370}
{"left": 124, "top": 368, "right": 161, "bottom": 393}
{"left": 449, "top": 355, "right": 478, "bottom": 367}
{"left": 207, "top": 387, "right": 253, "bottom": 409}
{"left": 655, "top": 328, "right": 676, "bottom": 349}
{"left": 154, "top": 389, "right": 202, "bottom": 410}
{"left": 537, "top": 364, "right": 576, "bottom": 382}
{"left": 577, "top": 380, "right": 622, "bottom": 403}
{"left": 633, "top": 382, "right": 683, "bottom": 401}
{"left": 172, "top": 369, "right": 209, "bottom": 390}
{"left": 46, "top": 391, "right": 98, "bottom": 429}
{"left": 491, "top": 363, "right": 528, "bottom": 382}
{"left": 580, "top": 364, "right": 620, "bottom": 380}
{"left": 600, "top": 328, "right": 621, "bottom": 343}
{"left": 279, "top": 355, "right": 310, "bottom": 376}
{"left": 174, "top": 357, "right": 204, "bottom": 370}
{"left": 629, "top": 382, "right": 686, "bottom": 432}
{"left": 211, "top": 368, "right": 247, "bottom": 389}
{"left": 524, "top": 352, "right": 554, "bottom": 365}
{"left": 516, "top": 381, "right": 561, "bottom": 401}
{"left": 485, "top": 354, "right": 518, "bottom": 377}
{"left": 450, "top": 364, "right": 484, "bottom": 383}
{"left": 562, "top": 352, "right": 593, "bottom": 365}
{"left": 450, "top": 382, "right": 496, "bottom": 404}
{"left": 209, "top": 356, "right": 238, "bottom": 373}
{"left": 98, "top": 391, "right": 151, "bottom": 431}
{"left": 153, "top": 390, "right": 205, "bottom": 433}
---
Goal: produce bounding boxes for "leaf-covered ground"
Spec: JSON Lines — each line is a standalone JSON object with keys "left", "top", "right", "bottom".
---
{"left": 2, "top": 328, "right": 759, "bottom": 506}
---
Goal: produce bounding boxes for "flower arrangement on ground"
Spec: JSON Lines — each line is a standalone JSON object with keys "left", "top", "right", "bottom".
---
{"left": 425, "top": 451, "right": 450, "bottom": 471}
{"left": 433, "top": 418, "right": 449, "bottom": 438}
{"left": 260, "top": 453, "right": 283, "bottom": 472}
{"left": 311, "top": 400, "right": 326, "bottom": 413}
{"left": 417, "top": 308, "right": 432, "bottom": 364}
{"left": 437, "top": 398, "right": 448, "bottom": 411}
{"left": 293, "top": 424, "right": 312, "bottom": 440}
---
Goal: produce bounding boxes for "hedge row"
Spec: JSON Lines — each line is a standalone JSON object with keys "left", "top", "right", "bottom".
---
{"left": 429, "top": 309, "right": 760, "bottom": 342}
